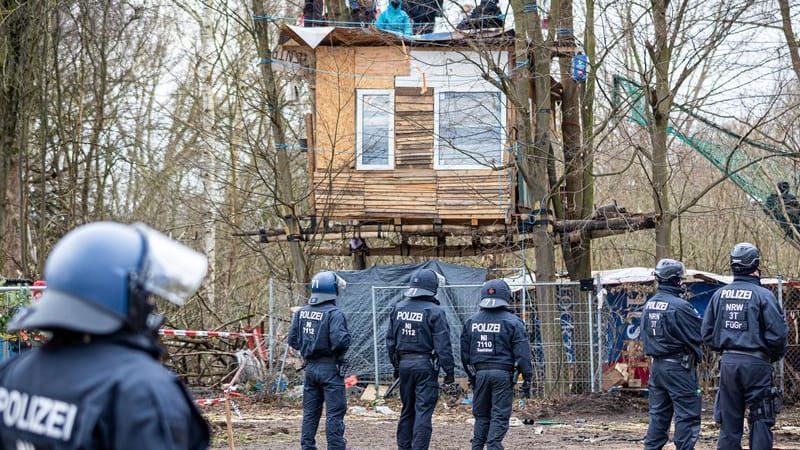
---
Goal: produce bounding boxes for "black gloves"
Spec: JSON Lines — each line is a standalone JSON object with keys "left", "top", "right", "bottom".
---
{"left": 443, "top": 375, "right": 455, "bottom": 384}
{"left": 393, "top": 366, "right": 400, "bottom": 380}
{"left": 518, "top": 380, "right": 531, "bottom": 398}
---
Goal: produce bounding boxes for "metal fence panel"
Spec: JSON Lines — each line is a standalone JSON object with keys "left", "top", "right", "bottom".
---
{"left": 338, "top": 282, "right": 607, "bottom": 398}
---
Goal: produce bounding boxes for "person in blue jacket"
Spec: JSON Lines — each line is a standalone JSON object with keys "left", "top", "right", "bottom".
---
{"left": 375, "top": 0, "right": 413, "bottom": 35}
{"left": 461, "top": 279, "right": 532, "bottom": 450}
{"left": 641, "top": 258, "right": 703, "bottom": 450}
{"left": 387, "top": 268, "right": 455, "bottom": 450}
{"left": 0, "top": 221, "right": 210, "bottom": 449}
{"left": 289, "top": 271, "right": 352, "bottom": 450}
{"left": 702, "top": 243, "right": 788, "bottom": 450}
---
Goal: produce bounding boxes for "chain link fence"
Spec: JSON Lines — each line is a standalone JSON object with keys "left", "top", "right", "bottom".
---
{"left": 5, "top": 277, "right": 799, "bottom": 403}
{"left": 777, "top": 281, "right": 799, "bottom": 402}
{"left": 336, "top": 281, "right": 608, "bottom": 398}
{"left": 0, "top": 284, "right": 46, "bottom": 361}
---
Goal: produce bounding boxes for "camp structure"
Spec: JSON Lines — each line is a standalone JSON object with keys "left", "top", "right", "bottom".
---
{"left": 272, "top": 25, "right": 569, "bottom": 260}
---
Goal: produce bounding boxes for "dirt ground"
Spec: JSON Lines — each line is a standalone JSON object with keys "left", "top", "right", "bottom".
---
{"left": 206, "top": 393, "right": 800, "bottom": 450}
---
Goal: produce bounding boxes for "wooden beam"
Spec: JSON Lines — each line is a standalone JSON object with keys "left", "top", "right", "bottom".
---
{"left": 553, "top": 214, "right": 658, "bottom": 233}
{"left": 310, "top": 242, "right": 525, "bottom": 257}
{"left": 234, "top": 213, "right": 659, "bottom": 244}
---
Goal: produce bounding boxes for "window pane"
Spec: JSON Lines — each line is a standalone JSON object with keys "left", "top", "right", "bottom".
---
{"left": 438, "top": 92, "right": 502, "bottom": 167}
{"left": 361, "top": 94, "right": 392, "bottom": 166}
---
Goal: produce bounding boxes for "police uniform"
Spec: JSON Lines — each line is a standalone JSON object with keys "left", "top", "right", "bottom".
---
{"left": 289, "top": 271, "right": 351, "bottom": 450}
{"left": 386, "top": 269, "right": 454, "bottom": 450}
{"left": 641, "top": 259, "right": 702, "bottom": 450}
{"left": 0, "top": 333, "right": 209, "bottom": 449}
{"left": 461, "top": 280, "right": 532, "bottom": 450}
{"left": 702, "top": 243, "right": 788, "bottom": 450}
{"left": 0, "top": 221, "right": 210, "bottom": 449}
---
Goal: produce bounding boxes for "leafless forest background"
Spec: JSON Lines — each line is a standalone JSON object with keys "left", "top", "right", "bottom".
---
{"left": 0, "top": 0, "right": 799, "bottom": 337}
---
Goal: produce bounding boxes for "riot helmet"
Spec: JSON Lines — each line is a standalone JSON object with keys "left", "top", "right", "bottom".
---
{"left": 308, "top": 271, "right": 346, "bottom": 305}
{"left": 478, "top": 279, "right": 511, "bottom": 308}
{"left": 405, "top": 269, "right": 440, "bottom": 298}
{"left": 8, "top": 222, "right": 208, "bottom": 334}
{"left": 654, "top": 258, "right": 686, "bottom": 286}
{"left": 730, "top": 242, "right": 760, "bottom": 275}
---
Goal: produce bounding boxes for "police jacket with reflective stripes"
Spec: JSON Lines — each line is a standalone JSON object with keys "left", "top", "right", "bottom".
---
{"left": 289, "top": 302, "right": 351, "bottom": 360}
{"left": 0, "top": 332, "right": 209, "bottom": 450}
{"left": 701, "top": 275, "right": 788, "bottom": 361}
{"left": 641, "top": 284, "right": 703, "bottom": 361}
{"left": 460, "top": 308, "right": 533, "bottom": 381}
{"left": 386, "top": 296, "right": 454, "bottom": 378}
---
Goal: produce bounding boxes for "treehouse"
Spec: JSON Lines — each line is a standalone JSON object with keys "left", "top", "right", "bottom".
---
{"left": 272, "top": 25, "right": 584, "bottom": 259}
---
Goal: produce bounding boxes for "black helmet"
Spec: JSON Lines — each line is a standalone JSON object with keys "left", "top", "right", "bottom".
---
{"left": 479, "top": 279, "right": 510, "bottom": 308}
{"left": 730, "top": 242, "right": 760, "bottom": 275}
{"left": 405, "top": 269, "right": 440, "bottom": 298}
{"left": 654, "top": 258, "right": 686, "bottom": 285}
{"left": 778, "top": 181, "right": 790, "bottom": 193}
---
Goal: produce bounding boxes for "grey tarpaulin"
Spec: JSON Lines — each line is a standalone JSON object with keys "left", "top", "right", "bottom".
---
{"left": 334, "top": 260, "right": 487, "bottom": 380}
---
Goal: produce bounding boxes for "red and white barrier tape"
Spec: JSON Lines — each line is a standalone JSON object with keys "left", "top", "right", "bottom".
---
{"left": 195, "top": 391, "right": 245, "bottom": 407}
{"left": 159, "top": 329, "right": 254, "bottom": 338}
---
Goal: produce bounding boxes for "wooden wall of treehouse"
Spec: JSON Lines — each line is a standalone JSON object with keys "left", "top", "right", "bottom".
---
{"left": 311, "top": 45, "right": 515, "bottom": 224}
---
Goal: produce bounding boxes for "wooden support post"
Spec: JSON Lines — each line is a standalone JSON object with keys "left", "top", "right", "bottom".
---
{"left": 224, "top": 391, "right": 235, "bottom": 450}
{"left": 352, "top": 251, "right": 367, "bottom": 270}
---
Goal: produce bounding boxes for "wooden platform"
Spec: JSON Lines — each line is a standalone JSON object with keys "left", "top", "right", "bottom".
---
{"left": 312, "top": 169, "right": 512, "bottom": 223}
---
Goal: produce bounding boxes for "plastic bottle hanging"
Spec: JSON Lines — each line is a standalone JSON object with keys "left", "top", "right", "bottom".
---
{"left": 572, "top": 53, "right": 588, "bottom": 81}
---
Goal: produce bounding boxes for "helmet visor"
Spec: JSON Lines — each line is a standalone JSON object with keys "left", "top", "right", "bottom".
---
{"left": 134, "top": 223, "right": 208, "bottom": 305}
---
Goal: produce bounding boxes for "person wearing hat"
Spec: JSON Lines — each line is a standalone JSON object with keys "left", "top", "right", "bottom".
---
{"left": 0, "top": 221, "right": 210, "bottom": 449}
{"left": 386, "top": 268, "right": 455, "bottom": 450}
{"left": 460, "top": 279, "right": 532, "bottom": 450}
{"left": 289, "top": 271, "right": 352, "bottom": 450}
{"left": 641, "top": 258, "right": 703, "bottom": 450}
{"left": 702, "top": 243, "right": 788, "bottom": 450}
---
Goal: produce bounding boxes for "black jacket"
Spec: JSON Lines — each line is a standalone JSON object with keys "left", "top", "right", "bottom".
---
{"left": 386, "top": 296, "right": 454, "bottom": 378}
{"left": 460, "top": 308, "right": 533, "bottom": 381}
{"left": 0, "top": 332, "right": 209, "bottom": 449}
{"left": 641, "top": 284, "right": 703, "bottom": 361}
{"left": 702, "top": 275, "right": 789, "bottom": 361}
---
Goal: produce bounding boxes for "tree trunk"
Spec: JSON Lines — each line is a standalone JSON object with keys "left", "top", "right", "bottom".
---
{"left": 555, "top": 0, "right": 595, "bottom": 393}
{"left": 649, "top": 0, "right": 673, "bottom": 261}
{"left": 0, "top": 1, "right": 30, "bottom": 277}
{"left": 252, "top": 0, "right": 309, "bottom": 286}
{"left": 508, "top": 0, "right": 560, "bottom": 395}
{"left": 199, "top": 1, "right": 217, "bottom": 309}
{"left": 777, "top": 0, "right": 800, "bottom": 83}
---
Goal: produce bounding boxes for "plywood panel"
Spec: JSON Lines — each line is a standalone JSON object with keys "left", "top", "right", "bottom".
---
{"left": 355, "top": 47, "right": 410, "bottom": 78}
{"left": 315, "top": 47, "right": 356, "bottom": 171}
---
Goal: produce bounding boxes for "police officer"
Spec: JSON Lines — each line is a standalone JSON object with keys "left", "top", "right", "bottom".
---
{"left": 641, "top": 258, "right": 703, "bottom": 450}
{"left": 702, "top": 243, "right": 788, "bottom": 450}
{"left": 0, "top": 221, "right": 210, "bottom": 449}
{"left": 386, "top": 268, "right": 455, "bottom": 450}
{"left": 461, "top": 279, "right": 532, "bottom": 450}
{"left": 289, "top": 271, "right": 352, "bottom": 450}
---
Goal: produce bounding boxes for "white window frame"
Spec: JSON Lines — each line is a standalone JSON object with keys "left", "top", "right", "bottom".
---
{"left": 433, "top": 89, "right": 506, "bottom": 170}
{"left": 356, "top": 89, "right": 395, "bottom": 170}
